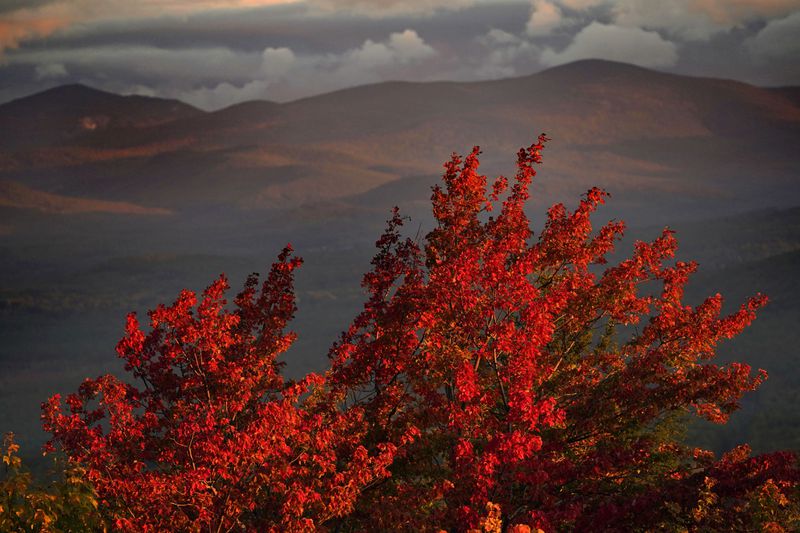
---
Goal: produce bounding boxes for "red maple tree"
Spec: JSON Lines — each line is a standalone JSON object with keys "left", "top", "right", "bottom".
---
{"left": 42, "top": 136, "right": 799, "bottom": 531}
{"left": 42, "top": 249, "right": 395, "bottom": 531}
{"left": 323, "top": 135, "right": 798, "bottom": 531}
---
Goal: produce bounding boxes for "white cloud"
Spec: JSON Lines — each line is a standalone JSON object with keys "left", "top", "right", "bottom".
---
{"left": 527, "top": 0, "right": 566, "bottom": 36}
{"left": 480, "top": 28, "right": 523, "bottom": 46}
{"left": 520, "top": 0, "right": 800, "bottom": 41}
{"left": 345, "top": 29, "right": 435, "bottom": 70}
{"left": 540, "top": 21, "right": 678, "bottom": 68}
{"left": 745, "top": 10, "right": 800, "bottom": 59}
{"left": 260, "top": 47, "right": 295, "bottom": 78}
{"left": 178, "top": 79, "right": 271, "bottom": 109}
{"left": 11, "top": 45, "right": 261, "bottom": 83}
{"left": 297, "top": 29, "right": 436, "bottom": 92}
{"left": 612, "top": 1, "right": 722, "bottom": 41}
{"left": 386, "top": 29, "right": 437, "bottom": 61}
{"left": 7, "top": 28, "right": 437, "bottom": 109}
{"left": 177, "top": 29, "right": 436, "bottom": 108}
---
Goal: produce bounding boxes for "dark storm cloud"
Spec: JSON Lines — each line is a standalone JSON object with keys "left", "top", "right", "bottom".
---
{"left": 0, "top": 0, "right": 798, "bottom": 110}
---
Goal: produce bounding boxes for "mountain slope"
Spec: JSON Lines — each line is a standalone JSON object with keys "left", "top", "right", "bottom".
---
{"left": 0, "top": 180, "right": 172, "bottom": 215}
{"left": 0, "top": 84, "right": 203, "bottom": 150}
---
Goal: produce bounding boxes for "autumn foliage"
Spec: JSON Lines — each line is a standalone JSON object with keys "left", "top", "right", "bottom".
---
{"left": 41, "top": 249, "right": 395, "bottom": 531}
{"left": 1, "top": 433, "right": 102, "bottom": 532}
{"left": 33, "top": 136, "right": 799, "bottom": 531}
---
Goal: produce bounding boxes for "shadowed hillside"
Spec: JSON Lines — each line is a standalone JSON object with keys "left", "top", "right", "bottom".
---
{"left": 0, "top": 180, "right": 172, "bottom": 215}
{"left": 0, "top": 84, "right": 201, "bottom": 150}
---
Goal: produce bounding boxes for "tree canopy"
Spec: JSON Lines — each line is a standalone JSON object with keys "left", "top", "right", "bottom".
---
{"left": 33, "top": 136, "right": 800, "bottom": 531}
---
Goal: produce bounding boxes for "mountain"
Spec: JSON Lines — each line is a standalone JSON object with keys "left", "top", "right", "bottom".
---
{"left": 1, "top": 60, "right": 798, "bottom": 221}
{"left": 0, "top": 84, "right": 202, "bottom": 150}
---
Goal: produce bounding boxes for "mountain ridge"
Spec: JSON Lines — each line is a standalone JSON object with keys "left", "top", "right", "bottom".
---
{"left": 0, "top": 83, "right": 203, "bottom": 150}
{"left": 1, "top": 83, "right": 202, "bottom": 113}
{"left": 8, "top": 59, "right": 799, "bottom": 112}
{"left": 0, "top": 59, "right": 797, "bottom": 221}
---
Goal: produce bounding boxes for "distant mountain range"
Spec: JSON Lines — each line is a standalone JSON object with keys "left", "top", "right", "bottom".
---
{"left": 1, "top": 59, "right": 798, "bottom": 222}
{"left": 1, "top": 59, "right": 799, "bottom": 459}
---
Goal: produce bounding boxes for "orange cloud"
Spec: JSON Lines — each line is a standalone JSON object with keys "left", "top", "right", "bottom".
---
{"left": 0, "top": 0, "right": 300, "bottom": 54}
{"left": 0, "top": 3, "right": 74, "bottom": 53}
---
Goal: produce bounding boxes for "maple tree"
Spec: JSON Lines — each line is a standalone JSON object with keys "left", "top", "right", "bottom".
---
{"left": 322, "top": 135, "right": 798, "bottom": 531}
{"left": 40, "top": 136, "right": 798, "bottom": 531}
{"left": 41, "top": 250, "right": 395, "bottom": 531}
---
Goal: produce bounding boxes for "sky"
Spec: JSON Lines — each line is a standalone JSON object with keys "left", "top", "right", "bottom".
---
{"left": 0, "top": 0, "right": 799, "bottom": 110}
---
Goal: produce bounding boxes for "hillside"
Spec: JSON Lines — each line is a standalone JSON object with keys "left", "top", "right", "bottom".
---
{"left": 0, "top": 180, "right": 172, "bottom": 215}
{"left": 0, "top": 84, "right": 201, "bottom": 151}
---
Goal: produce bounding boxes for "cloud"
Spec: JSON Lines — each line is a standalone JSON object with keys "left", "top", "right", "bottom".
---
{"left": 0, "top": 3, "right": 73, "bottom": 53}
{"left": 11, "top": 46, "right": 262, "bottom": 85}
{"left": 611, "top": 1, "right": 723, "bottom": 40}
{"left": 0, "top": 0, "right": 483, "bottom": 55}
{"left": 34, "top": 62, "right": 67, "bottom": 79}
{"left": 166, "top": 29, "right": 436, "bottom": 108}
{"left": 611, "top": 0, "right": 800, "bottom": 40}
{"left": 174, "top": 47, "right": 296, "bottom": 109}
{"left": 745, "top": 10, "right": 800, "bottom": 58}
{"left": 388, "top": 28, "right": 437, "bottom": 60}
{"left": 480, "top": 28, "right": 524, "bottom": 47}
{"left": 0, "top": 1, "right": 300, "bottom": 54}
{"left": 525, "top": 0, "right": 800, "bottom": 43}
{"left": 309, "top": 0, "right": 479, "bottom": 16}
{"left": 0, "top": 0, "right": 798, "bottom": 107}
{"left": 260, "top": 47, "right": 296, "bottom": 78}
{"left": 293, "top": 28, "right": 436, "bottom": 90}
{"left": 527, "top": 0, "right": 567, "bottom": 36}
{"left": 178, "top": 79, "right": 272, "bottom": 110}
{"left": 686, "top": 0, "right": 800, "bottom": 24}
{"left": 540, "top": 21, "right": 678, "bottom": 67}
{"left": 6, "top": 25, "right": 436, "bottom": 109}
{"left": 476, "top": 29, "right": 539, "bottom": 78}
{"left": 558, "top": 0, "right": 606, "bottom": 8}
{"left": 344, "top": 29, "right": 435, "bottom": 69}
